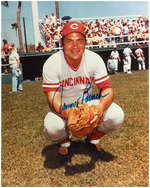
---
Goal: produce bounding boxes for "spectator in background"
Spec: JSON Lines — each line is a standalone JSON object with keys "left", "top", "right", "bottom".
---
{"left": 122, "top": 23, "right": 129, "bottom": 43}
{"left": 116, "top": 18, "right": 122, "bottom": 28}
{"left": 127, "top": 19, "right": 131, "bottom": 27}
{"left": 92, "top": 32, "right": 99, "bottom": 48}
{"left": 129, "top": 30, "right": 137, "bottom": 45}
{"left": 50, "top": 13, "right": 57, "bottom": 25}
{"left": 121, "top": 18, "right": 125, "bottom": 25}
{"left": 113, "top": 24, "right": 121, "bottom": 44}
{"left": 8, "top": 45, "right": 23, "bottom": 93}
{"left": 54, "top": 31, "right": 61, "bottom": 49}
{"left": 1, "top": 39, "right": 11, "bottom": 74}
{"left": 50, "top": 34, "right": 56, "bottom": 50}
{"left": 45, "top": 43, "right": 51, "bottom": 52}
{"left": 100, "top": 18, "right": 105, "bottom": 29}
{"left": 39, "top": 16, "right": 149, "bottom": 50}
{"left": 120, "top": 32, "right": 124, "bottom": 45}
{"left": 145, "top": 28, "right": 149, "bottom": 43}
{"left": 43, "top": 15, "right": 50, "bottom": 25}
{"left": 145, "top": 19, "right": 149, "bottom": 28}
{"left": 89, "top": 20, "right": 94, "bottom": 28}
{"left": 36, "top": 42, "right": 44, "bottom": 52}
{"left": 11, "top": 43, "right": 17, "bottom": 52}
{"left": 86, "top": 33, "right": 93, "bottom": 48}
{"left": 107, "top": 56, "right": 116, "bottom": 74}
{"left": 95, "top": 19, "right": 100, "bottom": 29}
{"left": 99, "top": 33, "right": 106, "bottom": 48}
{"left": 140, "top": 23, "right": 146, "bottom": 33}
{"left": 111, "top": 23, "right": 116, "bottom": 33}
{"left": 110, "top": 18, "right": 114, "bottom": 26}
{"left": 105, "top": 31, "right": 113, "bottom": 47}
{"left": 136, "top": 29, "right": 143, "bottom": 44}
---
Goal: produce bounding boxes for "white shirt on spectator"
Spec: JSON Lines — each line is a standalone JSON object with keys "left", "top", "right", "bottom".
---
{"left": 114, "top": 26, "right": 121, "bottom": 35}
{"left": 9, "top": 50, "right": 19, "bottom": 67}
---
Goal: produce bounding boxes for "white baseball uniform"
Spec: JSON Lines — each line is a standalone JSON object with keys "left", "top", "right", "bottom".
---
{"left": 135, "top": 48, "right": 145, "bottom": 70}
{"left": 43, "top": 49, "right": 124, "bottom": 145}
{"left": 110, "top": 50, "right": 120, "bottom": 71}
{"left": 123, "top": 47, "right": 133, "bottom": 73}
{"left": 123, "top": 59, "right": 128, "bottom": 73}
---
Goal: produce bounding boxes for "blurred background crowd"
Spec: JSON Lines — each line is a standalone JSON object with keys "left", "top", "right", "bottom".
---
{"left": 38, "top": 14, "right": 149, "bottom": 51}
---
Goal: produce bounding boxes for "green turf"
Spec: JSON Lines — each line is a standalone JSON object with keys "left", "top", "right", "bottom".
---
{"left": 1, "top": 70, "right": 149, "bottom": 187}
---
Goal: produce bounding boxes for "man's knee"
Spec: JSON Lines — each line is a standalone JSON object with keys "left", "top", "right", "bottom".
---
{"left": 102, "top": 103, "right": 124, "bottom": 133}
{"left": 44, "top": 112, "right": 67, "bottom": 142}
{"left": 108, "top": 106, "right": 124, "bottom": 130}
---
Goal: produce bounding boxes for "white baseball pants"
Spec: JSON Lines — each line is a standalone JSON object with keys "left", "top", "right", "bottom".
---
{"left": 44, "top": 100, "right": 124, "bottom": 143}
{"left": 137, "top": 57, "right": 145, "bottom": 70}
{"left": 113, "top": 59, "right": 118, "bottom": 71}
{"left": 125, "top": 56, "right": 132, "bottom": 73}
{"left": 123, "top": 64, "right": 128, "bottom": 73}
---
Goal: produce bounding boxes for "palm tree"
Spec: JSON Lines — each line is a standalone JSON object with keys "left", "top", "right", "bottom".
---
{"left": 17, "top": 1, "right": 24, "bottom": 53}
{"left": 55, "top": 1, "right": 59, "bottom": 21}
{"left": 1, "top": 1, "right": 8, "bottom": 7}
{"left": 2, "top": 1, "right": 24, "bottom": 53}
{"left": 11, "top": 23, "right": 19, "bottom": 48}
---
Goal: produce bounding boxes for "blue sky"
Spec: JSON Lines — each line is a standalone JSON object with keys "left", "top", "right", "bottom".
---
{"left": 1, "top": 1, "right": 149, "bottom": 48}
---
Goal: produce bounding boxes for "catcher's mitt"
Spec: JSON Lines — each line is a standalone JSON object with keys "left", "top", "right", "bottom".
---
{"left": 67, "top": 102, "right": 103, "bottom": 137}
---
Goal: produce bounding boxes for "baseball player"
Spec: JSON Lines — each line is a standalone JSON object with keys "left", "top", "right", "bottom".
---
{"left": 110, "top": 46, "right": 121, "bottom": 73}
{"left": 42, "top": 21, "right": 124, "bottom": 166}
{"left": 107, "top": 56, "right": 116, "bottom": 74}
{"left": 123, "top": 58, "right": 128, "bottom": 73}
{"left": 123, "top": 44, "right": 136, "bottom": 74}
{"left": 135, "top": 45, "right": 146, "bottom": 71}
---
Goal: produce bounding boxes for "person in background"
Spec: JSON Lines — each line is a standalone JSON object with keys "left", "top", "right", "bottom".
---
{"left": 105, "top": 31, "right": 113, "bottom": 47}
{"left": 54, "top": 31, "right": 61, "bottom": 49}
{"left": 113, "top": 24, "right": 121, "bottom": 44}
{"left": 43, "top": 15, "right": 50, "bottom": 25}
{"left": 122, "top": 23, "right": 129, "bottom": 43}
{"left": 8, "top": 45, "right": 23, "bottom": 93}
{"left": 135, "top": 44, "right": 145, "bottom": 71}
{"left": 86, "top": 33, "right": 93, "bottom": 48}
{"left": 1, "top": 39, "right": 11, "bottom": 74}
{"left": 36, "top": 42, "right": 44, "bottom": 52}
{"left": 123, "top": 44, "right": 136, "bottom": 74}
{"left": 107, "top": 56, "right": 116, "bottom": 74}
{"left": 11, "top": 43, "right": 17, "bottom": 52}
{"left": 110, "top": 46, "right": 121, "bottom": 73}
{"left": 50, "top": 13, "right": 57, "bottom": 25}
{"left": 45, "top": 43, "right": 51, "bottom": 52}
{"left": 123, "top": 58, "right": 128, "bottom": 73}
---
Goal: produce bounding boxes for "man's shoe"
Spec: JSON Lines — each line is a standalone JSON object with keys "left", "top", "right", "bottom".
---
{"left": 85, "top": 136, "right": 104, "bottom": 160}
{"left": 58, "top": 146, "right": 71, "bottom": 166}
{"left": 10, "top": 90, "right": 17, "bottom": 93}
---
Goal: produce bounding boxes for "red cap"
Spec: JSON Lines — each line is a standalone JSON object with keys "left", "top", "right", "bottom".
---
{"left": 138, "top": 45, "right": 142, "bottom": 48}
{"left": 61, "top": 21, "right": 86, "bottom": 37}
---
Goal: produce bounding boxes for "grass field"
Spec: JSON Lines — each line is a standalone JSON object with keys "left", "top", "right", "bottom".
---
{"left": 1, "top": 70, "right": 149, "bottom": 187}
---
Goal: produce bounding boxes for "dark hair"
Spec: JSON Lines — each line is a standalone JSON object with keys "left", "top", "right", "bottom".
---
{"left": 3, "top": 39, "right": 7, "bottom": 44}
{"left": 61, "top": 35, "right": 86, "bottom": 47}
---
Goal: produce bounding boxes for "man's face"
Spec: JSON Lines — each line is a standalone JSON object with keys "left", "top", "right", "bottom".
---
{"left": 8, "top": 48, "right": 13, "bottom": 53}
{"left": 62, "top": 32, "right": 85, "bottom": 63}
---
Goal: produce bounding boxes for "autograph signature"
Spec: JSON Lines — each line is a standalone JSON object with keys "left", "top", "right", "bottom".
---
{"left": 52, "top": 82, "right": 109, "bottom": 114}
